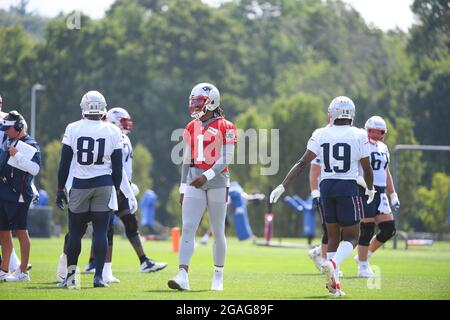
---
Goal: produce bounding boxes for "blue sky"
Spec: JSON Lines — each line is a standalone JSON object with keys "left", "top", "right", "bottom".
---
{"left": 0, "top": 0, "right": 415, "bottom": 31}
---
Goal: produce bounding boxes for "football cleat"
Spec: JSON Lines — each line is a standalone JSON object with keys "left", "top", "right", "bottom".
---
{"left": 168, "top": 270, "right": 189, "bottom": 291}
{"left": 0, "top": 270, "right": 18, "bottom": 282}
{"left": 328, "top": 283, "right": 346, "bottom": 297}
{"left": 211, "top": 271, "right": 223, "bottom": 291}
{"left": 16, "top": 271, "right": 30, "bottom": 282}
{"left": 357, "top": 265, "right": 376, "bottom": 278}
{"left": 85, "top": 261, "right": 96, "bottom": 273}
{"left": 200, "top": 233, "right": 210, "bottom": 246}
{"left": 308, "top": 247, "right": 323, "bottom": 273}
{"left": 140, "top": 259, "right": 167, "bottom": 273}
{"left": 321, "top": 260, "right": 342, "bottom": 295}
{"left": 93, "top": 276, "right": 109, "bottom": 288}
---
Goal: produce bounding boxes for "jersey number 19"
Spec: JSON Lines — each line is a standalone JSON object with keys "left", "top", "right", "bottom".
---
{"left": 321, "top": 143, "right": 351, "bottom": 173}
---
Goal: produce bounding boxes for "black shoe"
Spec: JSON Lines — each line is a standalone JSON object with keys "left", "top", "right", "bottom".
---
{"left": 93, "top": 276, "right": 109, "bottom": 288}
{"left": 140, "top": 259, "right": 168, "bottom": 273}
{"left": 85, "top": 261, "right": 96, "bottom": 273}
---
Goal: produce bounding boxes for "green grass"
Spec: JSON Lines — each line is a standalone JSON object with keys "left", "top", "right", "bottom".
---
{"left": 1, "top": 237, "right": 450, "bottom": 300}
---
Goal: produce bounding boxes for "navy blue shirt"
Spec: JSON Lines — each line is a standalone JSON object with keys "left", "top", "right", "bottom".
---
{"left": 0, "top": 135, "right": 41, "bottom": 203}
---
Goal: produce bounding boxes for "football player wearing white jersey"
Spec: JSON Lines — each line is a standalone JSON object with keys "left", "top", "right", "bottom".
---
{"left": 354, "top": 116, "right": 400, "bottom": 277}
{"left": 83, "top": 107, "right": 167, "bottom": 281}
{"left": 55, "top": 91, "right": 123, "bottom": 288}
{"left": 270, "top": 96, "right": 375, "bottom": 296}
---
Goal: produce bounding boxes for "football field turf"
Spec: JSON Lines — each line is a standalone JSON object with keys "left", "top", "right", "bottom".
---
{"left": 1, "top": 237, "right": 449, "bottom": 300}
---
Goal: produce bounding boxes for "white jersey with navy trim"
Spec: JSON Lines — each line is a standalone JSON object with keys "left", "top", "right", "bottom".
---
{"left": 122, "top": 134, "right": 133, "bottom": 181}
{"left": 307, "top": 125, "right": 370, "bottom": 181}
{"left": 62, "top": 119, "right": 123, "bottom": 179}
{"left": 358, "top": 141, "right": 390, "bottom": 187}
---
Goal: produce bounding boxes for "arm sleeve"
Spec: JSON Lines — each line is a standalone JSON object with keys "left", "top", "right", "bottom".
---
{"left": 111, "top": 148, "right": 123, "bottom": 191}
{"left": 57, "top": 144, "right": 74, "bottom": 189}
{"left": 208, "top": 144, "right": 235, "bottom": 176}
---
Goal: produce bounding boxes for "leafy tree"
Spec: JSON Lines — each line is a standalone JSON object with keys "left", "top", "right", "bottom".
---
{"left": 132, "top": 143, "right": 154, "bottom": 194}
{"left": 416, "top": 172, "right": 450, "bottom": 239}
{"left": 40, "top": 140, "right": 64, "bottom": 230}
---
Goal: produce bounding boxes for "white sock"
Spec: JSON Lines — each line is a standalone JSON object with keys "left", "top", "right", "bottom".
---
{"left": 57, "top": 253, "right": 67, "bottom": 277}
{"left": 214, "top": 266, "right": 224, "bottom": 275}
{"left": 332, "top": 241, "right": 354, "bottom": 266}
{"left": 179, "top": 268, "right": 188, "bottom": 278}
{"left": 327, "top": 252, "right": 336, "bottom": 261}
{"left": 9, "top": 248, "right": 20, "bottom": 271}
{"left": 368, "top": 250, "right": 373, "bottom": 260}
{"left": 102, "top": 262, "right": 112, "bottom": 281}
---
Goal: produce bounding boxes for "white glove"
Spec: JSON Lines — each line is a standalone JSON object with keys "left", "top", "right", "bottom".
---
{"left": 365, "top": 188, "right": 376, "bottom": 204}
{"left": 270, "top": 184, "right": 285, "bottom": 204}
{"left": 390, "top": 192, "right": 400, "bottom": 210}
{"left": 356, "top": 176, "right": 367, "bottom": 189}
{"left": 131, "top": 183, "right": 140, "bottom": 197}
{"left": 311, "top": 189, "right": 320, "bottom": 199}
{"left": 128, "top": 196, "right": 138, "bottom": 214}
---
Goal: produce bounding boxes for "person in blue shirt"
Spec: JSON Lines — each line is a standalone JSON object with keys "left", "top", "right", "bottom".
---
{"left": 0, "top": 111, "right": 41, "bottom": 282}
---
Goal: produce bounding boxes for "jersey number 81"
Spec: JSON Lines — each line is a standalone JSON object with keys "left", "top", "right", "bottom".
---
{"left": 77, "top": 137, "right": 105, "bottom": 165}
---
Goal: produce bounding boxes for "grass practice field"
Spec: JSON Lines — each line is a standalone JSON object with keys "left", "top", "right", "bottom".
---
{"left": 1, "top": 236, "right": 449, "bottom": 300}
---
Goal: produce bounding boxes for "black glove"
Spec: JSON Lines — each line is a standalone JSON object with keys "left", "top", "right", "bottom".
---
{"left": 56, "top": 190, "right": 68, "bottom": 210}
{"left": 312, "top": 197, "right": 321, "bottom": 210}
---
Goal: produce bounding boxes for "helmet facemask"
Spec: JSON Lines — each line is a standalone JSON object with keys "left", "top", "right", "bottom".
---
{"left": 367, "top": 128, "right": 386, "bottom": 143}
{"left": 120, "top": 117, "right": 133, "bottom": 134}
{"left": 189, "top": 95, "right": 211, "bottom": 120}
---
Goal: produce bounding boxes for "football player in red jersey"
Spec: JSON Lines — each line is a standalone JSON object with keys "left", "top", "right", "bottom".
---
{"left": 168, "top": 83, "right": 237, "bottom": 292}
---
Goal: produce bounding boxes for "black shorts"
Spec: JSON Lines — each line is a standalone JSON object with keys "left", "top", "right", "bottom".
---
{"left": 358, "top": 186, "right": 389, "bottom": 218}
{"left": 117, "top": 191, "right": 130, "bottom": 217}
{"left": 320, "top": 179, "right": 363, "bottom": 227}
{"left": 0, "top": 200, "right": 31, "bottom": 231}
{"left": 316, "top": 201, "right": 326, "bottom": 225}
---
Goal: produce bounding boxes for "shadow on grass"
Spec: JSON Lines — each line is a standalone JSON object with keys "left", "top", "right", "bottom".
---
{"left": 146, "top": 289, "right": 210, "bottom": 293}
{"left": 288, "top": 273, "right": 323, "bottom": 277}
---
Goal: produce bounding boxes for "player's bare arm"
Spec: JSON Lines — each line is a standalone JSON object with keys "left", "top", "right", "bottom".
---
{"left": 309, "top": 162, "right": 321, "bottom": 192}
{"left": 360, "top": 156, "right": 374, "bottom": 190}
{"left": 282, "top": 149, "right": 317, "bottom": 188}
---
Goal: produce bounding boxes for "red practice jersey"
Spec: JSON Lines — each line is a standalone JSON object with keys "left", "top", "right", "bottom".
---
{"left": 183, "top": 117, "right": 237, "bottom": 172}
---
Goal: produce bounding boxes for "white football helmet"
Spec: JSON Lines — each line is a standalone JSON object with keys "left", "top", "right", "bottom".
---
{"left": 365, "top": 115, "right": 387, "bottom": 142}
{"left": 328, "top": 96, "right": 355, "bottom": 124}
{"left": 107, "top": 107, "right": 133, "bottom": 134}
{"left": 188, "top": 82, "right": 220, "bottom": 120}
{"left": 80, "top": 90, "right": 107, "bottom": 117}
